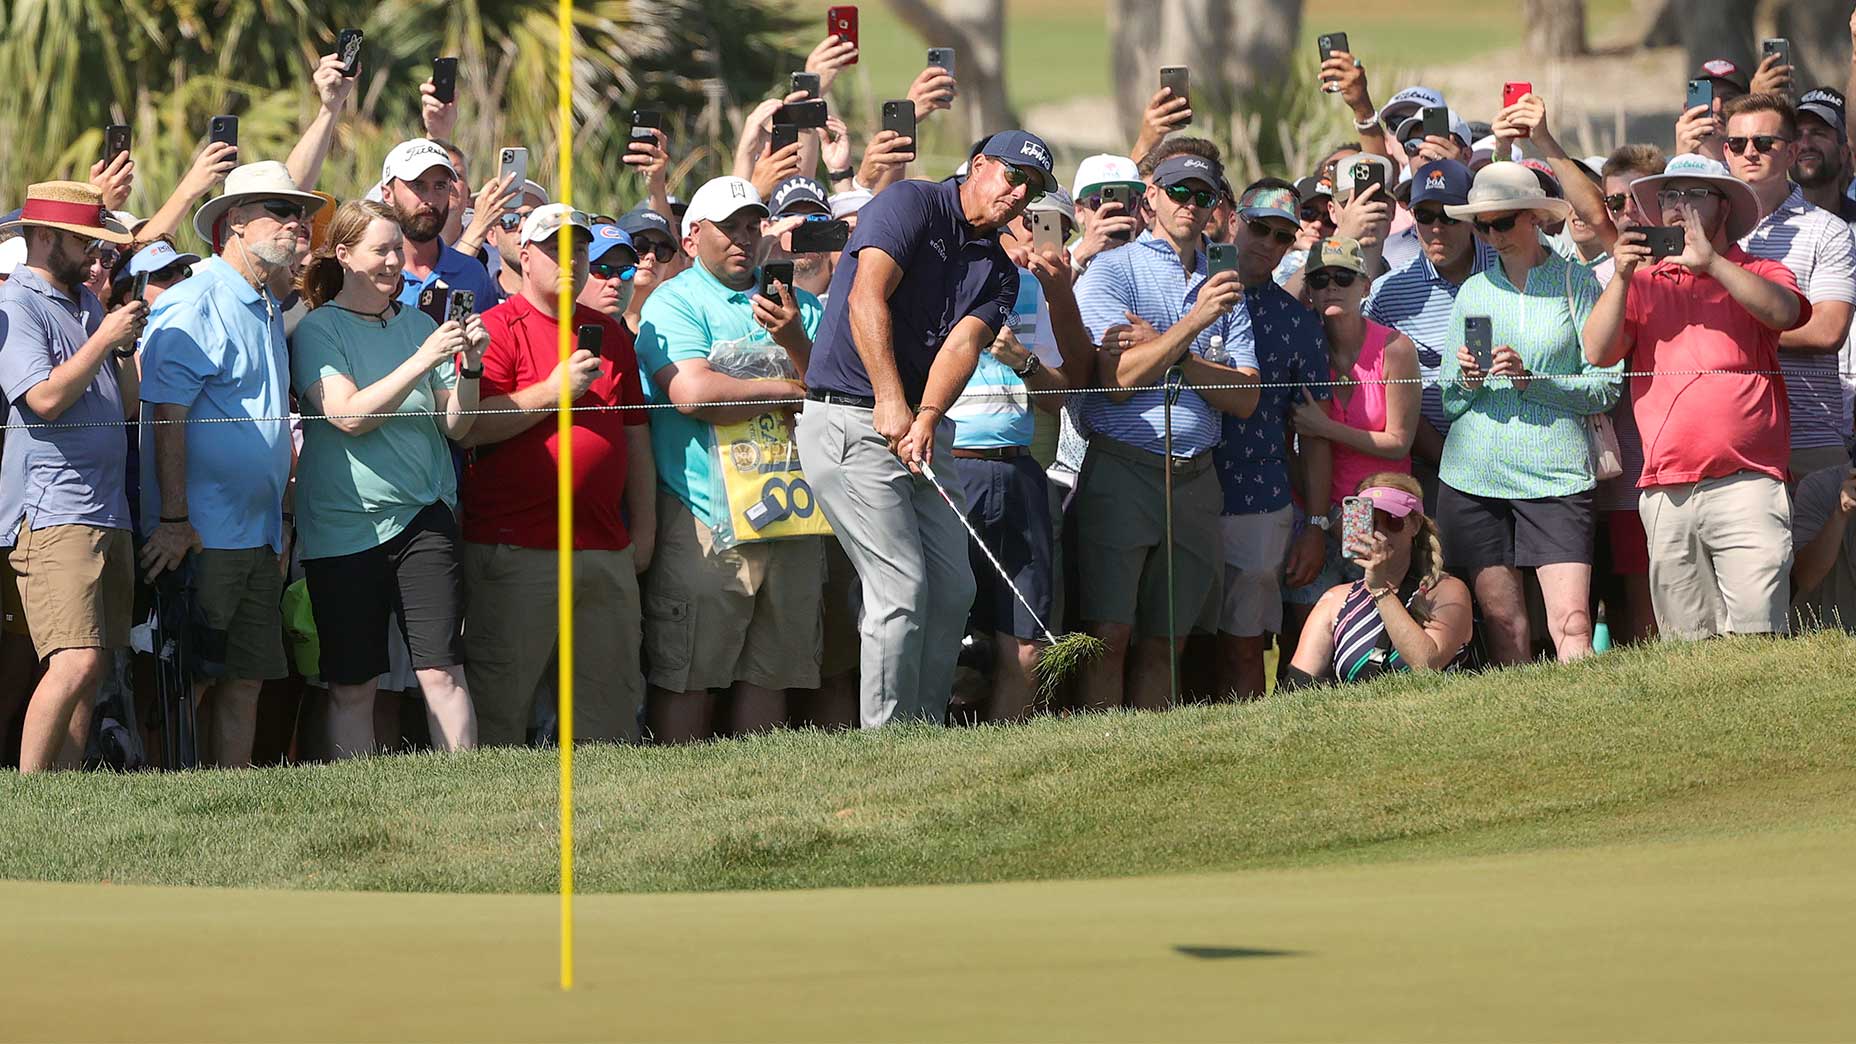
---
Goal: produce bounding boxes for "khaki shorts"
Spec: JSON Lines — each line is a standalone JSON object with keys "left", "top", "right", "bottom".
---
{"left": 1074, "top": 437, "right": 1223, "bottom": 639}
{"left": 463, "top": 542, "right": 644, "bottom": 746}
{"left": 643, "top": 492, "right": 823, "bottom": 693}
{"left": 9, "top": 520, "right": 133, "bottom": 660}
{"left": 193, "top": 547, "right": 289, "bottom": 681}
{"left": 0, "top": 549, "right": 27, "bottom": 636}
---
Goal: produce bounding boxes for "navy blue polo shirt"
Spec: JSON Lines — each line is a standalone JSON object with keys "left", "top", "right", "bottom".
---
{"left": 807, "top": 177, "right": 1018, "bottom": 403}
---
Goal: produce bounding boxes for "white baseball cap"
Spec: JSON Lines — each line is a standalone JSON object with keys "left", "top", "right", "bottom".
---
{"left": 519, "top": 203, "right": 593, "bottom": 246}
{"left": 380, "top": 139, "right": 457, "bottom": 186}
{"left": 680, "top": 176, "right": 768, "bottom": 239}
{"left": 1071, "top": 154, "right": 1142, "bottom": 199}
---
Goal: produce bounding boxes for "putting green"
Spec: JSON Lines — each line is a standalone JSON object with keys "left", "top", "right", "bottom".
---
{"left": 6, "top": 812, "right": 1853, "bottom": 1043}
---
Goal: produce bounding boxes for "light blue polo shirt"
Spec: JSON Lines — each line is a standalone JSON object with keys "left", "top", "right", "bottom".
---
{"left": 947, "top": 269, "right": 1059, "bottom": 449}
{"left": 635, "top": 260, "right": 823, "bottom": 527}
{"left": 138, "top": 256, "right": 292, "bottom": 552}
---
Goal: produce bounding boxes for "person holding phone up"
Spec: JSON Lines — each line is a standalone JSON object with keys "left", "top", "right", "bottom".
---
{"left": 290, "top": 201, "right": 488, "bottom": 758}
{"left": 634, "top": 176, "right": 823, "bottom": 744}
{"left": 1583, "top": 154, "right": 1806, "bottom": 642}
{"left": 1438, "top": 162, "right": 1621, "bottom": 667}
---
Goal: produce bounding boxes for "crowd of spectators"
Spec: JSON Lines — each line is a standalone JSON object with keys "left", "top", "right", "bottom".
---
{"left": 7, "top": 19, "right": 1856, "bottom": 771}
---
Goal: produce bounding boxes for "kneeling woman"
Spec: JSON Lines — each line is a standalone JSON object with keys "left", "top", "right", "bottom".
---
{"left": 292, "top": 200, "right": 490, "bottom": 756}
{"left": 1284, "top": 473, "right": 1473, "bottom": 685}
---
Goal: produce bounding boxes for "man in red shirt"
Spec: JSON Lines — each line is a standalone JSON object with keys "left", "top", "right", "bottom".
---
{"left": 1584, "top": 154, "right": 1808, "bottom": 640}
{"left": 457, "top": 204, "right": 657, "bottom": 744}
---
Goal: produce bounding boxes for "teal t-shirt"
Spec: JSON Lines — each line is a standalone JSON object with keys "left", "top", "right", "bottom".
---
{"left": 635, "top": 262, "right": 823, "bottom": 527}
{"left": 290, "top": 304, "right": 458, "bottom": 559}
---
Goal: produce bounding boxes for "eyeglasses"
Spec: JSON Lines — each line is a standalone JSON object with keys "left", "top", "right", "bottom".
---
{"left": 88, "top": 248, "right": 119, "bottom": 267}
{"left": 496, "top": 211, "right": 524, "bottom": 231}
{"left": 590, "top": 260, "right": 637, "bottom": 281}
{"left": 1306, "top": 269, "right": 1359, "bottom": 290}
{"left": 1246, "top": 219, "right": 1298, "bottom": 246}
{"left": 1298, "top": 202, "right": 1331, "bottom": 222}
{"left": 1472, "top": 214, "right": 1525, "bottom": 234}
{"left": 1724, "top": 135, "right": 1792, "bottom": 155}
{"left": 1410, "top": 206, "right": 1461, "bottom": 226}
{"left": 633, "top": 238, "right": 676, "bottom": 263}
{"left": 1655, "top": 187, "right": 1722, "bottom": 206}
{"left": 1165, "top": 184, "right": 1219, "bottom": 209}
{"left": 149, "top": 263, "right": 192, "bottom": 286}
{"left": 259, "top": 200, "right": 306, "bottom": 222}
{"left": 998, "top": 163, "right": 1046, "bottom": 200}
{"left": 1603, "top": 193, "right": 1630, "bottom": 214}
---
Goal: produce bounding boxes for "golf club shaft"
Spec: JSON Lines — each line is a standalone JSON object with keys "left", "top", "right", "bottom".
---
{"left": 919, "top": 458, "right": 1061, "bottom": 646}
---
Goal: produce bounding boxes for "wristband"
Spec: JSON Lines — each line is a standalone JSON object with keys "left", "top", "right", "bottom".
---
{"left": 113, "top": 346, "right": 137, "bottom": 359}
{"left": 1368, "top": 586, "right": 1397, "bottom": 602}
{"left": 459, "top": 364, "right": 484, "bottom": 379}
{"left": 160, "top": 515, "right": 189, "bottom": 525}
{"left": 1353, "top": 114, "right": 1381, "bottom": 132}
{"left": 827, "top": 167, "right": 855, "bottom": 182}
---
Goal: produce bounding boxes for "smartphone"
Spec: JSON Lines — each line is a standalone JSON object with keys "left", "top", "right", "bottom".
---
{"left": 630, "top": 109, "right": 662, "bottom": 143}
{"left": 1643, "top": 225, "right": 1686, "bottom": 260}
{"left": 769, "top": 122, "right": 800, "bottom": 154}
{"left": 417, "top": 282, "right": 449, "bottom": 325}
{"left": 208, "top": 115, "right": 238, "bottom": 150}
{"left": 1421, "top": 106, "right": 1450, "bottom": 141}
{"left": 1465, "top": 316, "right": 1493, "bottom": 371}
{"left": 1031, "top": 210, "right": 1065, "bottom": 252}
{"left": 881, "top": 100, "right": 916, "bottom": 151}
{"left": 104, "top": 124, "right": 131, "bottom": 165}
{"left": 1763, "top": 38, "right": 1791, "bottom": 74}
{"left": 1686, "top": 78, "right": 1713, "bottom": 115}
{"left": 431, "top": 57, "right": 459, "bottom": 105}
{"left": 446, "top": 289, "right": 476, "bottom": 324}
{"left": 790, "top": 72, "right": 821, "bottom": 99}
{"left": 130, "top": 271, "right": 150, "bottom": 303}
{"left": 1100, "top": 185, "right": 1135, "bottom": 242}
{"left": 759, "top": 260, "right": 796, "bottom": 299}
{"left": 1340, "top": 497, "right": 1375, "bottom": 560}
{"left": 1503, "top": 81, "right": 1532, "bottom": 109}
{"left": 926, "top": 47, "right": 956, "bottom": 76}
{"left": 1350, "top": 159, "right": 1387, "bottom": 200}
{"left": 576, "top": 323, "right": 604, "bottom": 359}
{"left": 777, "top": 100, "right": 828, "bottom": 129}
{"left": 826, "top": 6, "right": 859, "bottom": 63}
{"left": 1316, "top": 31, "right": 1350, "bottom": 61}
{"left": 1159, "top": 66, "right": 1190, "bottom": 123}
{"left": 789, "top": 218, "right": 850, "bottom": 254}
{"left": 1206, "top": 243, "right": 1238, "bottom": 276}
{"left": 336, "top": 28, "right": 364, "bottom": 78}
{"left": 498, "top": 147, "right": 528, "bottom": 192}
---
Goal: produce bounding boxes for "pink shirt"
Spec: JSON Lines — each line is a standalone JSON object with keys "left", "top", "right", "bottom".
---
{"left": 1622, "top": 248, "right": 1807, "bottom": 488}
{"left": 1324, "top": 319, "right": 1411, "bottom": 504}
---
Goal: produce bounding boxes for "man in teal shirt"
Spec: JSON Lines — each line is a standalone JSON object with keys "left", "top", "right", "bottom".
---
{"left": 635, "top": 176, "right": 823, "bottom": 743}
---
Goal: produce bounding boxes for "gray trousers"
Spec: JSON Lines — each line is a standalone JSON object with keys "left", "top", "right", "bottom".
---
{"left": 797, "top": 400, "right": 975, "bottom": 727}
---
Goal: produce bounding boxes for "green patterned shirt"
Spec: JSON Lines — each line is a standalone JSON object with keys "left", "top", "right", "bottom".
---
{"left": 1439, "top": 250, "right": 1621, "bottom": 500}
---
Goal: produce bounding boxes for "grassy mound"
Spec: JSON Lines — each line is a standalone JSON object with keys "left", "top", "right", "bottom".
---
{"left": 3, "top": 633, "right": 1854, "bottom": 894}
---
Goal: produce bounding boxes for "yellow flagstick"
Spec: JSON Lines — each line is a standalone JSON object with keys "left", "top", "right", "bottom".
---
{"left": 556, "top": 0, "right": 577, "bottom": 993}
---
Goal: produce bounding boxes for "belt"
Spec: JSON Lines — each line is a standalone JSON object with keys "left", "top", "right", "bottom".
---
{"left": 1086, "top": 434, "right": 1213, "bottom": 477}
{"left": 807, "top": 389, "right": 877, "bottom": 409}
{"left": 950, "top": 446, "right": 1026, "bottom": 460}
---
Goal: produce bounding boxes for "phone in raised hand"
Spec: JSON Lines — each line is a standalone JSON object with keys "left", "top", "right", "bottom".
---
{"left": 827, "top": 6, "right": 859, "bottom": 63}
{"left": 577, "top": 323, "right": 604, "bottom": 359}
{"left": 498, "top": 148, "right": 529, "bottom": 194}
{"left": 1340, "top": 497, "right": 1375, "bottom": 560}
{"left": 130, "top": 271, "right": 150, "bottom": 303}
{"left": 431, "top": 57, "right": 459, "bottom": 104}
{"left": 1421, "top": 106, "right": 1450, "bottom": 141}
{"left": 1686, "top": 78, "right": 1713, "bottom": 116}
{"left": 336, "top": 28, "right": 364, "bottom": 78}
{"left": 769, "top": 122, "right": 800, "bottom": 154}
{"left": 1031, "top": 210, "right": 1065, "bottom": 253}
{"left": 881, "top": 101, "right": 916, "bottom": 153}
{"left": 446, "top": 289, "right": 476, "bottom": 325}
{"left": 1465, "top": 316, "right": 1493, "bottom": 372}
{"left": 1643, "top": 226, "right": 1687, "bottom": 260}
{"left": 208, "top": 115, "right": 238, "bottom": 150}
{"left": 790, "top": 72, "right": 821, "bottom": 99}
{"left": 1316, "top": 32, "right": 1349, "bottom": 91}
{"left": 1159, "top": 66, "right": 1190, "bottom": 124}
{"left": 104, "top": 124, "right": 131, "bottom": 166}
{"left": 1207, "top": 243, "right": 1238, "bottom": 276}
{"left": 1099, "top": 185, "right": 1135, "bottom": 243}
{"left": 759, "top": 260, "right": 796, "bottom": 299}
{"left": 630, "top": 109, "right": 662, "bottom": 144}
{"left": 926, "top": 47, "right": 956, "bottom": 76}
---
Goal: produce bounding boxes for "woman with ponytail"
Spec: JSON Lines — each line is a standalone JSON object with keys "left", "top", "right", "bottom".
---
{"left": 290, "top": 199, "right": 489, "bottom": 758}
{"left": 1283, "top": 472, "right": 1472, "bottom": 686}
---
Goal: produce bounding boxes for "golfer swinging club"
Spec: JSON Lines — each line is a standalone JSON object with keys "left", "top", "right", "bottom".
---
{"left": 798, "top": 130, "right": 1058, "bottom": 728}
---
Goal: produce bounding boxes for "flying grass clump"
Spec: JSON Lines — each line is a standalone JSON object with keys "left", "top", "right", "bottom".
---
{"left": 1034, "top": 631, "right": 1107, "bottom": 697}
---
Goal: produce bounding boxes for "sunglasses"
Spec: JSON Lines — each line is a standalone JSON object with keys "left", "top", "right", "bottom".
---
{"left": 1655, "top": 187, "right": 1722, "bottom": 206}
{"left": 633, "top": 238, "right": 676, "bottom": 263}
{"left": 1246, "top": 219, "right": 1298, "bottom": 246}
{"left": 496, "top": 211, "right": 525, "bottom": 232}
{"left": 1724, "top": 135, "right": 1791, "bottom": 155}
{"left": 1299, "top": 202, "right": 1332, "bottom": 222}
{"left": 259, "top": 200, "right": 306, "bottom": 222}
{"left": 1306, "top": 269, "right": 1359, "bottom": 290}
{"left": 590, "top": 260, "right": 637, "bottom": 281}
{"left": 149, "top": 263, "right": 192, "bottom": 286}
{"left": 1410, "top": 206, "right": 1462, "bottom": 226}
{"left": 1165, "top": 184, "right": 1220, "bottom": 209}
{"left": 1472, "top": 214, "right": 1525, "bottom": 234}
{"left": 999, "top": 163, "right": 1046, "bottom": 200}
{"left": 88, "top": 248, "right": 119, "bottom": 267}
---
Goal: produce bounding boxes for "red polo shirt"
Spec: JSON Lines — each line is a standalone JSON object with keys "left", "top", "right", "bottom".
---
{"left": 460, "top": 294, "right": 648, "bottom": 550}
{"left": 1622, "top": 248, "right": 1809, "bottom": 488}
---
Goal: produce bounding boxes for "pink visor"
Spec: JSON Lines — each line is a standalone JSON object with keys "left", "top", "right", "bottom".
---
{"left": 1359, "top": 486, "right": 1422, "bottom": 518}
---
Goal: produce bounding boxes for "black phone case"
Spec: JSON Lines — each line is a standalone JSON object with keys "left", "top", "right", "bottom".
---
{"left": 790, "top": 220, "right": 849, "bottom": 254}
{"left": 760, "top": 263, "right": 796, "bottom": 297}
{"left": 1421, "top": 107, "right": 1450, "bottom": 139}
{"left": 881, "top": 102, "right": 915, "bottom": 144}
{"left": 791, "top": 73, "right": 821, "bottom": 98}
{"left": 1644, "top": 226, "right": 1687, "bottom": 259}
{"left": 1318, "top": 32, "right": 1349, "bottom": 59}
{"left": 778, "top": 100, "right": 827, "bottom": 129}
{"left": 770, "top": 123, "right": 800, "bottom": 153}
{"left": 209, "top": 117, "right": 237, "bottom": 148}
{"left": 1465, "top": 318, "right": 1493, "bottom": 367}
{"left": 432, "top": 58, "right": 458, "bottom": 104}
{"left": 337, "top": 29, "right": 364, "bottom": 77}
{"left": 577, "top": 324, "right": 604, "bottom": 359}
{"left": 104, "top": 125, "right": 131, "bottom": 162}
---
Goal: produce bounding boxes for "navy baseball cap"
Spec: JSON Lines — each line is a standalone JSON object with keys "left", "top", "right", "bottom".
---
{"left": 1151, "top": 154, "right": 1225, "bottom": 191}
{"left": 1800, "top": 87, "right": 1847, "bottom": 140}
{"left": 618, "top": 206, "right": 675, "bottom": 243}
{"left": 771, "top": 176, "right": 831, "bottom": 218}
{"left": 1408, "top": 160, "right": 1472, "bottom": 207}
{"left": 589, "top": 222, "right": 638, "bottom": 267}
{"left": 978, "top": 130, "right": 1058, "bottom": 194}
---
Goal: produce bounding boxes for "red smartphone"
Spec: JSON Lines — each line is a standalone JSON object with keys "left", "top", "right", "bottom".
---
{"left": 827, "top": 6, "right": 859, "bottom": 64}
{"left": 1503, "top": 81, "right": 1532, "bottom": 108}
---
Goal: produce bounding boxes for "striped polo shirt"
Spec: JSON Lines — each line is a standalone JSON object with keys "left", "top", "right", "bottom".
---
{"left": 1364, "top": 239, "right": 1498, "bottom": 436}
{"left": 1074, "top": 233, "right": 1257, "bottom": 458}
{"left": 948, "top": 269, "right": 1058, "bottom": 449}
{"left": 1739, "top": 184, "right": 1856, "bottom": 450}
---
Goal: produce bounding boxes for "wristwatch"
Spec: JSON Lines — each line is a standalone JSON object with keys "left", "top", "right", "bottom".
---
{"left": 1013, "top": 353, "right": 1043, "bottom": 380}
{"left": 827, "top": 167, "right": 856, "bottom": 183}
{"left": 1353, "top": 114, "right": 1381, "bottom": 132}
{"left": 459, "top": 364, "right": 484, "bottom": 379}
{"left": 112, "top": 346, "right": 137, "bottom": 360}
{"left": 1307, "top": 513, "right": 1332, "bottom": 531}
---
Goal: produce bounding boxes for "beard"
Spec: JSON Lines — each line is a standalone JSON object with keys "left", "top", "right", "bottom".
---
{"left": 245, "top": 238, "right": 295, "bottom": 267}
{"left": 1794, "top": 153, "right": 1843, "bottom": 189}
{"left": 402, "top": 205, "right": 448, "bottom": 243}
{"left": 44, "top": 239, "right": 90, "bottom": 288}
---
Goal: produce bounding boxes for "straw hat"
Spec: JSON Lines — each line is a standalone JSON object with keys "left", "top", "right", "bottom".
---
{"left": 192, "top": 161, "right": 327, "bottom": 246}
{"left": 1628, "top": 153, "right": 1762, "bottom": 243}
{"left": 0, "top": 181, "right": 132, "bottom": 244}
{"left": 1443, "top": 161, "right": 1572, "bottom": 223}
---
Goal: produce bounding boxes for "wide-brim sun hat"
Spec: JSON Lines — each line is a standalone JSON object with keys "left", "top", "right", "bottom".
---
{"left": 1444, "top": 161, "right": 1572, "bottom": 223}
{"left": 1628, "top": 152, "right": 1762, "bottom": 243}
{"left": 193, "top": 161, "right": 327, "bottom": 247}
{"left": 0, "top": 181, "right": 134, "bottom": 244}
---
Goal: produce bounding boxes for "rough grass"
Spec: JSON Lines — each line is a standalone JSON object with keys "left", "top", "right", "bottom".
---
{"left": 3, "top": 633, "right": 1853, "bottom": 895}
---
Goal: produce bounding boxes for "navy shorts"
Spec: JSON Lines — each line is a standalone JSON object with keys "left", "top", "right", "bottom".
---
{"left": 954, "top": 453, "right": 1055, "bottom": 641}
